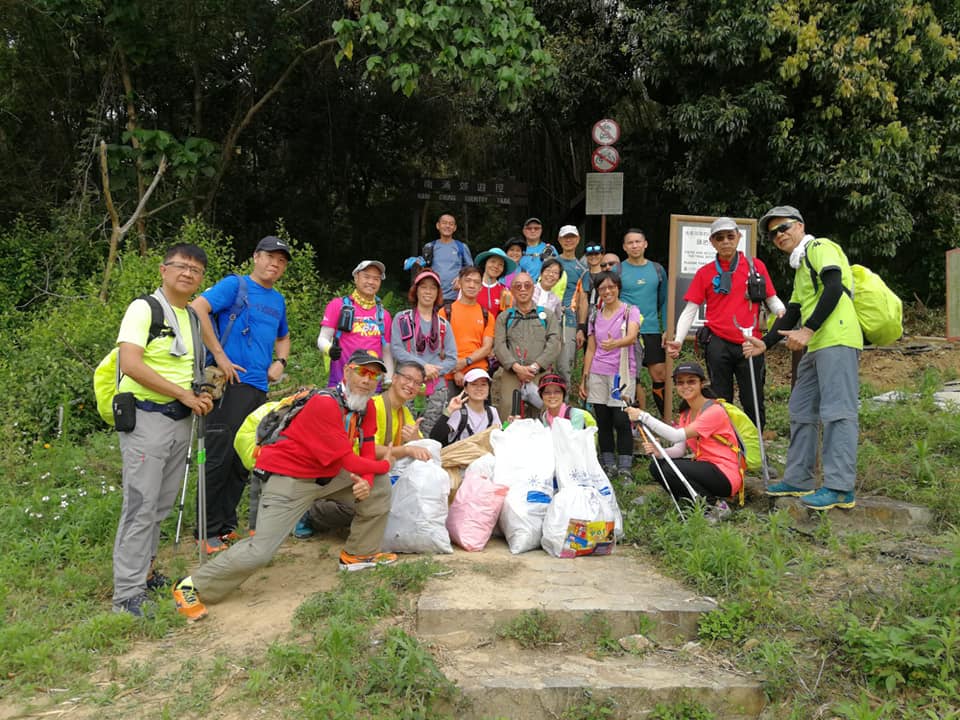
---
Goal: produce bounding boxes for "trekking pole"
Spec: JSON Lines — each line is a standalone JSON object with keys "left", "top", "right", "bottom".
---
{"left": 734, "top": 315, "right": 772, "bottom": 488}
{"left": 174, "top": 414, "right": 198, "bottom": 546}
{"left": 511, "top": 388, "right": 523, "bottom": 420}
{"left": 196, "top": 413, "right": 208, "bottom": 564}
{"left": 639, "top": 423, "right": 700, "bottom": 503}
{"left": 637, "top": 425, "right": 685, "bottom": 519}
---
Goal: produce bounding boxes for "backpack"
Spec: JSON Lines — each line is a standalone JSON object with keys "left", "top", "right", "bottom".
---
{"left": 206, "top": 274, "right": 249, "bottom": 365}
{"left": 563, "top": 405, "right": 597, "bottom": 428}
{"left": 423, "top": 239, "right": 471, "bottom": 269}
{"left": 93, "top": 295, "right": 174, "bottom": 426}
{"left": 255, "top": 385, "right": 366, "bottom": 455}
{"left": 693, "top": 399, "right": 760, "bottom": 506}
{"left": 339, "top": 295, "right": 387, "bottom": 349}
{"left": 804, "top": 240, "right": 903, "bottom": 346}
{"left": 395, "top": 308, "right": 448, "bottom": 359}
{"left": 453, "top": 404, "right": 494, "bottom": 441}
{"left": 505, "top": 305, "right": 548, "bottom": 330}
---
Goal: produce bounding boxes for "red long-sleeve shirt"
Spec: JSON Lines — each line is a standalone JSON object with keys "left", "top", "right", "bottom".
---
{"left": 255, "top": 393, "right": 387, "bottom": 485}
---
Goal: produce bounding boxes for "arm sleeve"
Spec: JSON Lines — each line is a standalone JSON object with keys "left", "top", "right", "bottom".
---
{"left": 639, "top": 414, "right": 686, "bottom": 444}
{"left": 803, "top": 268, "right": 844, "bottom": 331}
{"left": 762, "top": 303, "right": 802, "bottom": 348}
{"left": 765, "top": 295, "right": 786, "bottom": 317}
{"left": 663, "top": 439, "right": 687, "bottom": 458}
{"left": 673, "top": 302, "right": 699, "bottom": 343}
{"left": 317, "top": 326, "right": 334, "bottom": 353}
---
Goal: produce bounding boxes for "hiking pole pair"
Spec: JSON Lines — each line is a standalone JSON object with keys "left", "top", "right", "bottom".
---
{"left": 734, "top": 316, "right": 772, "bottom": 488}
{"left": 636, "top": 419, "right": 701, "bottom": 506}
{"left": 174, "top": 414, "right": 198, "bottom": 546}
{"left": 636, "top": 425, "right": 685, "bottom": 519}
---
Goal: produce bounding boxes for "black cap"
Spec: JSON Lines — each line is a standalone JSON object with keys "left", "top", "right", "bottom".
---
{"left": 523, "top": 217, "right": 543, "bottom": 227}
{"left": 346, "top": 349, "right": 386, "bottom": 372}
{"left": 672, "top": 361, "right": 706, "bottom": 380}
{"left": 255, "top": 235, "right": 292, "bottom": 259}
{"left": 503, "top": 236, "right": 525, "bottom": 251}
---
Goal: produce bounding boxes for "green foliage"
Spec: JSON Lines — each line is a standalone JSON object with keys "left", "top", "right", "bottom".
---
{"left": 496, "top": 608, "right": 564, "bottom": 648}
{"left": 560, "top": 692, "right": 618, "bottom": 720}
{"left": 648, "top": 697, "right": 715, "bottom": 720}
{"left": 697, "top": 600, "right": 754, "bottom": 644}
{"left": 333, "top": 0, "right": 556, "bottom": 106}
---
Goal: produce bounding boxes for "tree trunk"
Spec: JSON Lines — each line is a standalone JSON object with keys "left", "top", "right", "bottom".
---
{"left": 118, "top": 49, "right": 148, "bottom": 255}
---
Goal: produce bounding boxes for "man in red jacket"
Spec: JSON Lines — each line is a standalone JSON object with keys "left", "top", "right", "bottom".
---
{"left": 172, "top": 350, "right": 396, "bottom": 621}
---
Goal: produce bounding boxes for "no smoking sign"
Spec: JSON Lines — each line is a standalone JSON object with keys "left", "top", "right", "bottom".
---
{"left": 591, "top": 145, "right": 620, "bottom": 172}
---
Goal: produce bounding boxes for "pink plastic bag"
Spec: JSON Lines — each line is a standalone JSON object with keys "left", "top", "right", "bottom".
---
{"left": 446, "top": 454, "right": 506, "bottom": 552}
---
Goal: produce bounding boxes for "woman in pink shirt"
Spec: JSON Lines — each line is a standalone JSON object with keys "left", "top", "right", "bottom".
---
{"left": 627, "top": 361, "right": 741, "bottom": 522}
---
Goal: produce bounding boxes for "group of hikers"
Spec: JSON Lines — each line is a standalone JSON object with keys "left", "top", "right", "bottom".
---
{"left": 108, "top": 205, "right": 864, "bottom": 621}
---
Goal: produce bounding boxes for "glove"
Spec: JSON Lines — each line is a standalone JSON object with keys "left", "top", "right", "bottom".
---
{"left": 328, "top": 342, "right": 342, "bottom": 361}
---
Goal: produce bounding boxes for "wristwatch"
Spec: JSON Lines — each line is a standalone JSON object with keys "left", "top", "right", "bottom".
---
{"left": 275, "top": 358, "right": 288, "bottom": 367}
{"left": 465, "top": 355, "right": 473, "bottom": 366}
{"left": 530, "top": 362, "right": 539, "bottom": 373}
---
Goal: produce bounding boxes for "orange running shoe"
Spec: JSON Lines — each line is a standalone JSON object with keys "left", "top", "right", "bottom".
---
{"left": 172, "top": 577, "right": 208, "bottom": 621}
{"left": 338, "top": 549, "right": 398, "bottom": 572}
{"left": 200, "top": 537, "right": 228, "bottom": 555}
{"left": 219, "top": 530, "right": 242, "bottom": 543}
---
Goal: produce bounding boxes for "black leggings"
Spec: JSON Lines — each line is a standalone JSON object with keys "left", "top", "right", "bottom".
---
{"left": 647, "top": 457, "right": 732, "bottom": 503}
{"left": 593, "top": 403, "right": 634, "bottom": 456}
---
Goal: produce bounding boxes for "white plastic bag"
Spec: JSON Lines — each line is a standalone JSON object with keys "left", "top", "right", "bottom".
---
{"left": 382, "top": 439, "right": 452, "bottom": 554}
{"left": 551, "top": 418, "right": 623, "bottom": 538}
{"left": 492, "top": 419, "right": 555, "bottom": 553}
{"left": 446, "top": 453, "right": 505, "bottom": 552}
{"left": 541, "top": 485, "right": 617, "bottom": 558}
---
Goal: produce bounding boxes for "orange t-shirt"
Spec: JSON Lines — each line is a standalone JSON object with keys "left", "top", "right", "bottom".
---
{"left": 440, "top": 301, "right": 495, "bottom": 377}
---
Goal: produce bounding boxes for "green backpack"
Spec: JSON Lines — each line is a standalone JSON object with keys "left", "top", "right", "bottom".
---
{"left": 804, "top": 241, "right": 903, "bottom": 346}
{"left": 709, "top": 398, "right": 762, "bottom": 474}
{"left": 93, "top": 295, "right": 170, "bottom": 426}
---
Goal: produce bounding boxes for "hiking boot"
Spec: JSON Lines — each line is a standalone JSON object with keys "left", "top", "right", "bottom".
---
{"left": 294, "top": 512, "right": 314, "bottom": 539}
{"left": 200, "top": 537, "right": 228, "bottom": 555}
{"left": 113, "top": 592, "right": 148, "bottom": 617}
{"left": 705, "top": 500, "right": 732, "bottom": 525}
{"left": 616, "top": 467, "right": 634, "bottom": 483}
{"left": 219, "top": 530, "right": 242, "bottom": 543}
{"left": 172, "top": 577, "right": 208, "bottom": 621}
{"left": 145, "top": 569, "right": 170, "bottom": 592}
{"left": 765, "top": 481, "right": 814, "bottom": 497}
{"left": 801, "top": 487, "right": 855, "bottom": 511}
{"left": 338, "top": 549, "right": 397, "bottom": 572}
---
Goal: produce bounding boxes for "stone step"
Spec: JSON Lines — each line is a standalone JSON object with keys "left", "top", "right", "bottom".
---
{"left": 417, "top": 539, "right": 717, "bottom": 648}
{"left": 440, "top": 644, "right": 766, "bottom": 720}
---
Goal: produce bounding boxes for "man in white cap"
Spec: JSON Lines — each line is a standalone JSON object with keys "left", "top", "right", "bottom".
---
{"left": 667, "top": 217, "right": 784, "bottom": 430}
{"left": 743, "top": 206, "right": 861, "bottom": 511}
{"left": 554, "top": 225, "right": 587, "bottom": 384}
{"left": 317, "top": 260, "right": 394, "bottom": 387}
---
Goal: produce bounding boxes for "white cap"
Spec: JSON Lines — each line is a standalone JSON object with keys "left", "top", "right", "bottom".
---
{"left": 558, "top": 224, "right": 580, "bottom": 237}
{"left": 352, "top": 260, "right": 386, "bottom": 278}
{"left": 709, "top": 217, "right": 739, "bottom": 237}
{"left": 464, "top": 367, "right": 491, "bottom": 383}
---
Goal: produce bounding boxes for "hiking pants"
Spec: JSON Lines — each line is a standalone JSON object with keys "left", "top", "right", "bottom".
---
{"left": 200, "top": 382, "right": 266, "bottom": 538}
{"left": 783, "top": 346, "right": 859, "bottom": 494}
{"left": 113, "top": 409, "right": 192, "bottom": 603}
{"left": 705, "top": 335, "right": 766, "bottom": 429}
{"left": 191, "top": 469, "right": 392, "bottom": 603}
{"left": 648, "top": 457, "right": 732, "bottom": 503}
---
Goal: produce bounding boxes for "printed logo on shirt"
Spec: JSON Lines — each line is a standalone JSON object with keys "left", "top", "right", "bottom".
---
{"left": 352, "top": 318, "right": 383, "bottom": 337}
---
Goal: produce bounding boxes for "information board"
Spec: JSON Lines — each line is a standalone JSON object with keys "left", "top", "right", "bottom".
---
{"left": 585, "top": 173, "right": 624, "bottom": 215}
{"left": 948, "top": 249, "right": 960, "bottom": 341}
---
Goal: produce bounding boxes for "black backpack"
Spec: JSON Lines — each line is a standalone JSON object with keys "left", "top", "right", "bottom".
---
{"left": 256, "top": 385, "right": 365, "bottom": 449}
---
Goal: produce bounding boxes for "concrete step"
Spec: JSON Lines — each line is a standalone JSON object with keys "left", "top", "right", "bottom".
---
{"left": 418, "top": 539, "right": 717, "bottom": 648}
{"left": 440, "top": 644, "right": 766, "bottom": 720}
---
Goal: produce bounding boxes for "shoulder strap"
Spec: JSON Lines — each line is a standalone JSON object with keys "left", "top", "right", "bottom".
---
{"left": 186, "top": 305, "right": 204, "bottom": 391}
{"left": 139, "top": 294, "right": 169, "bottom": 344}
{"left": 454, "top": 408, "right": 471, "bottom": 440}
{"left": 217, "top": 274, "right": 249, "bottom": 348}
{"left": 382, "top": 394, "right": 393, "bottom": 447}
{"left": 456, "top": 240, "right": 469, "bottom": 266}
{"left": 376, "top": 298, "right": 386, "bottom": 347}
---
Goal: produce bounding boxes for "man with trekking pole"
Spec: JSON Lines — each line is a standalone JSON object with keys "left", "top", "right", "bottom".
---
{"left": 191, "top": 236, "right": 292, "bottom": 554}
{"left": 111, "top": 243, "right": 214, "bottom": 617}
{"left": 743, "top": 206, "right": 861, "bottom": 511}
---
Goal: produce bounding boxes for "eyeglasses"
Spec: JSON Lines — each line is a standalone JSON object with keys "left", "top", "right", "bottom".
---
{"left": 674, "top": 377, "right": 701, "bottom": 386}
{"left": 585, "top": 245, "right": 602, "bottom": 254}
{"left": 512, "top": 282, "right": 533, "bottom": 289}
{"left": 350, "top": 364, "right": 383, "bottom": 380}
{"left": 600, "top": 262, "right": 618, "bottom": 269}
{"left": 393, "top": 372, "right": 422, "bottom": 387}
{"left": 164, "top": 261, "right": 204, "bottom": 277}
{"left": 767, "top": 220, "right": 799, "bottom": 241}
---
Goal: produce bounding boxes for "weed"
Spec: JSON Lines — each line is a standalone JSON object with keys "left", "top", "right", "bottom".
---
{"left": 833, "top": 692, "right": 900, "bottom": 719}
{"left": 561, "top": 691, "right": 618, "bottom": 719}
{"left": 496, "top": 608, "right": 564, "bottom": 648}
{"left": 698, "top": 600, "right": 753, "bottom": 644}
{"left": 580, "top": 611, "right": 620, "bottom": 655}
{"left": 648, "top": 697, "right": 715, "bottom": 719}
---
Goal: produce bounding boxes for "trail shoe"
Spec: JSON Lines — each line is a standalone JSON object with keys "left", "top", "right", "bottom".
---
{"left": 801, "top": 487, "right": 855, "bottom": 510}
{"left": 294, "top": 512, "right": 314, "bottom": 539}
{"left": 145, "top": 569, "right": 170, "bottom": 592}
{"left": 219, "top": 530, "right": 242, "bottom": 543}
{"left": 113, "top": 592, "right": 148, "bottom": 617}
{"left": 338, "top": 549, "right": 398, "bottom": 572}
{"left": 201, "top": 537, "right": 228, "bottom": 555}
{"left": 705, "top": 500, "right": 732, "bottom": 525}
{"left": 173, "top": 577, "right": 208, "bottom": 621}
{"left": 765, "top": 481, "right": 814, "bottom": 497}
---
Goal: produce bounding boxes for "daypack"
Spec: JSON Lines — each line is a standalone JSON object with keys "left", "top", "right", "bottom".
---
{"left": 804, "top": 240, "right": 903, "bottom": 346}
{"left": 505, "top": 305, "right": 548, "bottom": 330}
{"left": 93, "top": 295, "right": 172, "bottom": 426}
{"left": 453, "top": 404, "right": 495, "bottom": 441}
{"left": 423, "top": 239, "right": 471, "bottom": 269}
{"left": 254, "top": 385, "right": 365, "bottom": 456}
{"left": 206, "top": 274, "right": 249, "bottom": 365}
{"left": 563, "top": 405, "right": 597, "bottom": 429}
{"left": 338, "top": 295, "right": 387, "bottom": 350}
{"left": 689, "top": 399, "right": 759, "bottom": 506}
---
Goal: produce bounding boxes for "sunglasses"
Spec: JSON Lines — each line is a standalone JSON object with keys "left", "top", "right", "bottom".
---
{"left": 512, "top": 282, "right": 534, "bottom": 289}
{"left": 767, "top": 219, "right": 799, "bottom": 241}
{"left": 585, "top": 245, "right": 602, "bottom": 254}
{"left": 600, "top": 262, "right": 618, "bottom": 268}
{"left": 350, "top": 364, "right": 383, "bottom": 380}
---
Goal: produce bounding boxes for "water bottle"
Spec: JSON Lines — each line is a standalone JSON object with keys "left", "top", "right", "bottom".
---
{"left": 413, "top": 384, "right": 426, "bottom": 417}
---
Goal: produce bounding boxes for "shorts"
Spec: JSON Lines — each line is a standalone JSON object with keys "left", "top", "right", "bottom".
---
{"left": 586, "top": 372, "right": 635, "bottom": 408}
{"left": 641, "top": 333, "right": 665, "bottom": 367}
